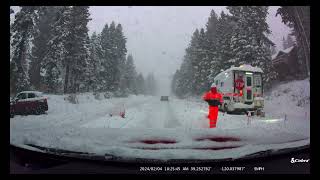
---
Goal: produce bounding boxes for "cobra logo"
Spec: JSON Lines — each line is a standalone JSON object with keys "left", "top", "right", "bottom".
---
{"left": 290, "top": 158, "right": 310, "bottom": 163}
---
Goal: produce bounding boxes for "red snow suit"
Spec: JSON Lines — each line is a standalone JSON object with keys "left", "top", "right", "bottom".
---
{"left": 202, "top": 87, "right": 223, "bottom": 128}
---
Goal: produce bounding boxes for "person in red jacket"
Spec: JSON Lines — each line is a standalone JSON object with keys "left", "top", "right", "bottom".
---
{"left": 202, "top": 83, "right": 223, "bottom": 128}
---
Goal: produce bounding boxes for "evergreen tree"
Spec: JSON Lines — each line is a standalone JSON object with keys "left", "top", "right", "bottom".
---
{"left": 171, "top": 70, "right": 180, "bottom": 95}
{"left": 114, "top": 23, "right": 128, "bottom": 94}
{"left": 68, "top": 6, "right": 91, "bottom": 93}
{"left": 186, "top": 29, "right": 200, "bottom": 95}
{"left": 216, "top": 11, "right": 237, "bottom": 71}
{"left": 105, "top": 22, "right": 117, "bottom": 92}
{"left": 227, "top": 6, "right": 276, "bottom": 86}
{"left": 136, "top": 73, "right": 146, "bottom": 95}
{"left": 204, "top": 10, "right": 221, "bottom": 89}
{"left": 194, "top": 28, "right": 211, "bottom": 94}
{"left": 42, "top": 6, "right": 71, "bottom": 93}
{"left": 41, "top": 6, "right": 91, "bottom": 94}
{"left": 30, "top": 6, "right": 59, "bottom": 91}
{"left": 101, "top": 22, "right": 128, "bottom": 93}
{"left": 122, "top": 54, "right": 138, "bottom": 94}
{"left": 176, "top": 56, "right": 193, "bottom": 97}
{"left": 10, "top": 6, "right": 38, "bottom": 94}
{"left": 88, "top": 32, "right": 105, "bottom": 92}
{"left": 276, "top": 6, "right": 310, "bottom": 77}
{"left": 206, "top": 10, "right": 219, "bottom": 43}
{"left": 100, "top": 23, "right": 112, "bottom": 92}
{"left": 174, "top": 29, "right": 200, "bottom": 97}
{"left": 145, "top": 73, "right": 157, "bottom": 95}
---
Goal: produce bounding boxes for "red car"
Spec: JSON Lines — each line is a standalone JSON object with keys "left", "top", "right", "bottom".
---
{"left": 10, "top": 91, "right": 48, "bottom": 118}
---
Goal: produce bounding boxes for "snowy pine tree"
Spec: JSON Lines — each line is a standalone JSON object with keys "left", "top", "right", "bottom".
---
{"left": 121, "top": 54, "right": 138, "bottom": 95}
{"left": 30, "top": 6, "right": 59, "bottom": 91}
{"left": 175, "top": 56, "right": 193, "bottom": 97}
{"left": 145, "top": 73, "right": 157, "bottom": 96}
{"left": 68, "top": 6, "right": 91, "bottom": 93}
{"left": 40, "top": 6, "right": 91, "bottom": 94}
{"left": 276, "top": 6, "right": 310, "bottom": 77}
{"left": 228, "top": 6, "right": 276, "bottom": 86}
{"left": 186, "top": 29, "right": 200, "bottom": 95}
{"left": 100, "top": 23, "right": 113, "bottom": 92}
{"left": 173, "top": 29, "right": 200, "bottom": 97}
{"left": 206, "top": 10, "right": 219, "bottom": 43}
{"left": 204, "top": 10, "right": 221, "bottom": 89}
{"left": 88, "top": 32, "right": 105, "bottom": 92}
{"left": 106, "top": 22, "right": 118, "bottom": 92}
{"left": 194, "top": 28, "right": 211, "bottom": 94}
{"left": 216, "top": 11, "right": 237, "bottom": 71}
{"left": 136, "top": 73, "right": 146, "bottom": 95}
{"left": 42, "top": 6, "right": 71, "bottom": 93}
{"left": 114, "top": 23, "right": 128, "bottom": 95}
{"left": 10, "top": 6, "right": 38, "bottom": 94}
{"left": 101, "top": 22, "right": 128, "bottom": 94}
{"left": 171, "top": 70, "right": 180, "bottom": 95}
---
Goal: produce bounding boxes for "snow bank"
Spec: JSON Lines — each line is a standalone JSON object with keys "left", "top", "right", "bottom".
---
{"left": 10, "top": 79, "right": 310, "bottom": 161}
{"left": 264, "top": 79, "right": 310, "bottom": 137}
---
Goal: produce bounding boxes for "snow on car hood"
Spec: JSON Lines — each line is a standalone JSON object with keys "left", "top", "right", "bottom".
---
{"left": 11, "top": 125, "right": 309, "bottom": 161}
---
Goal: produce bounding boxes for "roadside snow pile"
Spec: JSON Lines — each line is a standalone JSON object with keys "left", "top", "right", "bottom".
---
{"left": 263, "top": 79, "right": 310, "bottom": 137}
{"left": 266, "top": 79, "right": 310, "bottom": 108}
{"left": 264, "top": 78, "right": 309, "bottom": 119}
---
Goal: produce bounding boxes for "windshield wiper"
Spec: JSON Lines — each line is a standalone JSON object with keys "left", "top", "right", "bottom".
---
{"left": 237, "top": 144, "right": 309, "bottom": 160}
{"left": 24, "top": 144, "right": 105, "bottom": 161}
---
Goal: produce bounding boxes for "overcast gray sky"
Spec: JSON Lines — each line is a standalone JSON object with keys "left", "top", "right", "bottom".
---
{"left": 11, "top": 6, "right": 291, "bottom": 95}
{"left": 87, "top": 6, "right": 291, "bottom": 94}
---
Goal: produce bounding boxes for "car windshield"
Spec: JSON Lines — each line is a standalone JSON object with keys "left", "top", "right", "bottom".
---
{"left": 10, "top": 6, "right": 310, "bottom": 166}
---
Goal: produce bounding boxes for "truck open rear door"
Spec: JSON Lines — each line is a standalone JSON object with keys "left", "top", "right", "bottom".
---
{"left": 245, "top": 72, "right": 253, "bottom": 103}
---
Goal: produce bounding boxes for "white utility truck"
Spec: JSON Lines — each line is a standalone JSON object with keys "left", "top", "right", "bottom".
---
{"left": 214, "top": 64, "right": 264, "bottom": 115}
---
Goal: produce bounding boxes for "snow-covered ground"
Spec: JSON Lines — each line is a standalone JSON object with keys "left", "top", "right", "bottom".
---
{"left": 10, "top": 79, "right": 310, "bottom": 161}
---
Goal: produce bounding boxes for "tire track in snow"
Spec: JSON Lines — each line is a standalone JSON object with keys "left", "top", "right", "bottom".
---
{"left": 164, "top": 102, "right": 182, "bottom": 128}
{"left": 124, "top": 97, "right": 182, "bottom": 129}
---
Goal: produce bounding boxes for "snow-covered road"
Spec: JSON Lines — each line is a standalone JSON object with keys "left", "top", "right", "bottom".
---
{"left": 10, "top": 79, "right": 310, "bottom": 161}
{"left": 78, "top": 96, "right": 182, "bottom": 129}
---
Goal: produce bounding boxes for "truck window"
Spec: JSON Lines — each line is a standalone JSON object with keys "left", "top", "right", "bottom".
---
{"left": 254, "top": 75, "right": 261, "bottom": 86}
{"left": 221, "top": 81, "right": 224, "bottom": 87}
{"left": 247, "top": 76, "right": 252, "bottom": 86}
